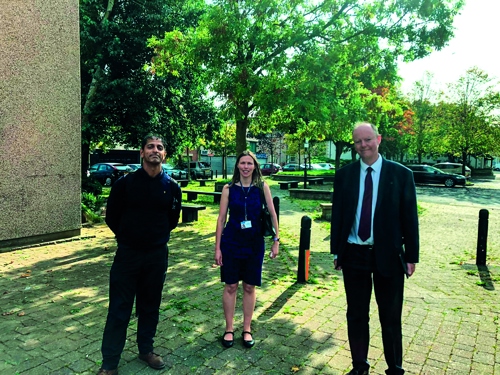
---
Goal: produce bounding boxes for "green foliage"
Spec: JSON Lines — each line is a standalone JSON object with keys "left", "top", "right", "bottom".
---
{"left": 80, "top": 0, "right": 218, "bottom": 172}
{"left": 367, "top": 86, "right": 413, "bottom": 162}
{"left": 406, "top": 73, "right": 438, "bottom": 163}
{"left": 206, "top": 121, "right": 237, "bottom": 178}
{"left": 81, "top": 191, "right": 107, "bottom": 224}
{"left": 415, "top": 68, "right": 500, "bottom": 164}
{"left": 149, "top": 0, "right": 464, "bottom": 155}
{"left": 82, "top": 175, "right": 103, "bottom": 196}
{"left": 82, "top": 192, "right": 107, "bottom": 215}
{"left": 81, "top": 203, "right": 103, "bottom": 224}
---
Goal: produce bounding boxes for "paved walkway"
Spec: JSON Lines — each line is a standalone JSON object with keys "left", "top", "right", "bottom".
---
{"left": 0, "top": 187, "right": 499, "bottom": 374}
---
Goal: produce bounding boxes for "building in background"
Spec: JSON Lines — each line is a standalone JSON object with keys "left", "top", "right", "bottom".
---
{"left": 0, "top": 1, "right": 81, "bottom": 249}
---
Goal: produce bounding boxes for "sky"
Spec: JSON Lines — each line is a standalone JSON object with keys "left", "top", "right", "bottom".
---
{"left": 398, "top": 0, "right": 499, "bottom": 95}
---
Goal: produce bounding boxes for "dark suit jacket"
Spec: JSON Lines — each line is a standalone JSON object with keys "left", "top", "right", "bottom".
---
{"left": 330, "top": 158, "right": 419, "bottom": 277}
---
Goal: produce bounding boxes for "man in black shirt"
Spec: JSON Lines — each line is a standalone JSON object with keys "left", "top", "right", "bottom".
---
{"left": 97, "top": 135, "right": 181, "bottom": 375}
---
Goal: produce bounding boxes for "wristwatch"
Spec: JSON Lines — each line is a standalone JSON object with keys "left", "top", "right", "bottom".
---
{"left": 273, "top": 237, "right": 280, "bottom": 242}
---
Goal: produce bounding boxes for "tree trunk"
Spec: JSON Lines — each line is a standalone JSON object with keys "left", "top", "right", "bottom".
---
{"left": 223, "top": 148, "right": 227, "bottom": 179}
{"left": 334, "top": 141, "right": 342, "bottom": 169}
{"left": 81, "top": 0, "right": 115, "bottom": 176}
{"left": 81, "top": 140, "right": 90, "bottom": 177}
{"left": 462, "top": 151, "right": 467, "bottom": 175}
{"left": 186, "top": 147, "right": 191, "bottom": 180}
{"left": 235, "top": 100, "right": 251, "bottom": 154}
{"left": 235, "top": 118, "right": 249, "bottom": 155}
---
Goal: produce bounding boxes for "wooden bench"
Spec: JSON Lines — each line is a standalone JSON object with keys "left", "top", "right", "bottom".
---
{"left": 308, "top": 178, "right": 324, "bottom": 185}
{"left": 278, "top": 180, "right": 300, "bottom": 190}
{"left": 197, "top": 179, "right": 216, "bottom": 187}
{"left": 320, "top": 203, "right": 332, "bottom": 221}
{"left": 182, "top": 204, "right": 206, "bottom": 223}
{"left": 289, "top": 188, "right": 332, "bottom": 201}
{"left": 177, "top": 179, "right": 189, "bottom": 187}
{"left": 183, "top": 190, "right": 222, "bottom": 203}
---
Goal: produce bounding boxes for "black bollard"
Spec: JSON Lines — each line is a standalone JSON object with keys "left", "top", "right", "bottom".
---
{"left": 215, "top": 170, "right": 218, "bottom": 178}
{"left": 211, "top": 170, "right": 214, "bottom": 179}
{"left": 297, "top": 216, "right": 311, "bottom": 283}
{"left": 476, "top": 209, "right": 489, "bottom": 266}
{"left": 273, "top": 196, "right": 280, "bottom": 224}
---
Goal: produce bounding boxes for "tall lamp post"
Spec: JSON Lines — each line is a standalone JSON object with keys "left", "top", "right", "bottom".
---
{"left": 303, "top": 139, "right": 309, "bottom": 189}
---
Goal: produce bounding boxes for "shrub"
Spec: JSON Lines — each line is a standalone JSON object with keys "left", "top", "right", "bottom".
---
{"left": 82, "top": 175, "right": 103, "bottom": 196}
{"left": 81, "top": 192, "right": 106, "bottom": 223}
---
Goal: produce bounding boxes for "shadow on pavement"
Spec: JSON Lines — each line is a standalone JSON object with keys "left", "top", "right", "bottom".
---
{"left": 478, "top": 265, "right": 495, "bottom": 291}
{"left": 257, "top": 282, "right": 306, "bottom": 321}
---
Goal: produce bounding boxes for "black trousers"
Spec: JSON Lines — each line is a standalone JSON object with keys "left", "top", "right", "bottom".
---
{"left": 101, "top": 244, "right": 168, "bottom": 370}
{"left": 342, "top": 244, "right": 405, "bottom": 375}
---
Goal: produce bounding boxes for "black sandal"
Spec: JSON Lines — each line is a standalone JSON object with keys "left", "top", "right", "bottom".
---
{"left": 221, "top": 331, "right": 234, "bottom": 348}
{"left": 242, "top": 331, "right": 255, "bottom": 348}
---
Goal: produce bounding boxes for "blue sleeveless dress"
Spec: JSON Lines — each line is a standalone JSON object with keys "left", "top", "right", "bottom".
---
{"left": 220, "top": 184, "right": 265, "bottom": 285}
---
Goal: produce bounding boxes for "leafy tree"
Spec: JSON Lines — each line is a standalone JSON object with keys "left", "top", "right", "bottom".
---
{"left": 80, "top": 0, "right": 217, "bottom": 174}
{"left": 207, "top": 121, "right": 237, "bottom": 179}
{"left": 406, "top": 73, "right": 438, "bottom": 163}
{"left": 255, "top": 132, "right": 285, "bottom": 165}
{"left": 433, "top": 68, "right": 500, "bottom": 171}
{"left": 148, "top": 0, "right": 464, "bottom": 154}
{"left": 364, "top": 86, "right": 413, "bottom": 161}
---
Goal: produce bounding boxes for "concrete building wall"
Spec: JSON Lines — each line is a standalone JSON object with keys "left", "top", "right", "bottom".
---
{"left": 0, "top": 0, "right": 81, "bottom": 248}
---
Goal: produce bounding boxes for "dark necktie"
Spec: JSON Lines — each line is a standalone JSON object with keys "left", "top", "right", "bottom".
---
{"left": 358, "top": 167, "right": 373, "bottom": 242}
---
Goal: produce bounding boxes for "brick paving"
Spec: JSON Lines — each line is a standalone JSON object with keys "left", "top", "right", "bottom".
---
{"left": 0, "top": 185, "right": 499, "bottom": 374}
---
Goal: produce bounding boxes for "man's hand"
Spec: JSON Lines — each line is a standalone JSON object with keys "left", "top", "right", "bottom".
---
{"left": 334, "top": 259, "right": 342, "bottom": 271}
{"left": 407, "top": 263, "right": 416, "bottom": 277}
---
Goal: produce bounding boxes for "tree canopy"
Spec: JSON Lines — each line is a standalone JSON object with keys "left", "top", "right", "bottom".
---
{"left": 80, "top": 0, "right": 218, "bottom": 173}
{"left": 404, "top": 68, "right": 500, "bottom": 167}
{"left": 148, "top": 0, "right": 464, "bottom": 154}
{"left": 437, "top": 68, "right": 500, "bottom": 166}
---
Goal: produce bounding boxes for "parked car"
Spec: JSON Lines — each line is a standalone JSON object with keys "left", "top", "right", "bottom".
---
{"left": 88, "top": 163, "right": 132, "bottom": 186}
{"left": 162, "top": 164, "right": 188, "bottom": 179}
{"left": 406, "top": 164, "right": 466, "bottom": 187}
{"left": 315, "top": 162, "right": 335, "bottom": 170}
{"left": 127, "top": 163, "right": 141, "bottom": 171}
{"left": 432, "top": 162, "right": 471, "bottom": 179}
{"left": 309, "top": 163, "right": 331, "bottom": 170}
{"left": 178, "top": 161, "right": 211, "bottom": 179}
{"left": 493, "top": 164, "right": 500, "bottom": 171}
{"left": 282, "top": 163, "right": 300, "bottom": 171}
{"left": 261, "top": 163, "right": 282, "bottom": 176}
{"left": 299, "top": 164, "right": 314, "bottom": 170}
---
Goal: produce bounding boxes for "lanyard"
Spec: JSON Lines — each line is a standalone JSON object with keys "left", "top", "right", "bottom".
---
{"left": 240, "top": 184, "right": 252, "bottom": 220}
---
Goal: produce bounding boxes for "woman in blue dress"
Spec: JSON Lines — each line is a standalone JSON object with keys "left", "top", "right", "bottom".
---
{"left": 214, "top": 151, "right": 280, "bottom": 348}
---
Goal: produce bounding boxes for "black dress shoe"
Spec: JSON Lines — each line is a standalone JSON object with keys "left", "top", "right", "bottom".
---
{"left": 138, "top": 351, "right": 165, "bottom": 369}
{"left": 221, "top": 331, "right": 234, "bottom": 348}
{"left": 348, "top": 369, "right": 369, "bottom": 375}
{"left": 242, "top": 331, "right": 255, "bottom": 348}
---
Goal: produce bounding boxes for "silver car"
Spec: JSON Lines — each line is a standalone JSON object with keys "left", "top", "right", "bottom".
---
{"left": 162, "top": 164, "right": 188, "bottom": 179}
{"left": 432, "top": 163, "right": 471, "bottom": 179}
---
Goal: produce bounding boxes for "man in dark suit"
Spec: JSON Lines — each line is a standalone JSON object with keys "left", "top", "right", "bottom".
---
{"left": 330, "top": 122, "right": 419, "bottom": 375}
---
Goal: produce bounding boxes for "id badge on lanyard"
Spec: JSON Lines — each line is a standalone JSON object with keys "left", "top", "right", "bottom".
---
{"left": 241, "top": 220, "right": 252, "bottom": 229}
{"left": 240, "top": 184, "right": 252, "bottom": 230}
